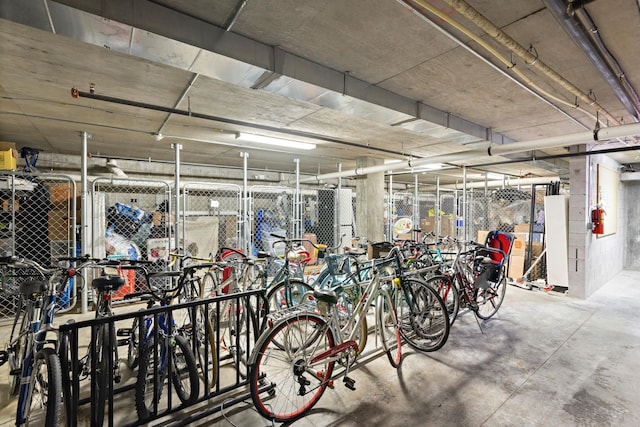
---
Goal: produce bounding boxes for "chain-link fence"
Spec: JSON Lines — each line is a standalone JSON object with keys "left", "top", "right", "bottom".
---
{"left": 91, "top": 178, "right": 172, "bottom": 294}
{"left": 464, "top": 185, "right": 547, "bottom": 283}
{"left": 249, "top": 186, "right": 295, "bottom": 256}
{"left": 181, "top": 182, "right": 242, "bottom": 259}
{"left": 0, "top": 173, "right": 78, "bottom": 318}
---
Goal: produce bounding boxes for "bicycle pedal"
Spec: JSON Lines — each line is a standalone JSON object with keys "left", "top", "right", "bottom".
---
{"left": 116, "top": 328, "right": 132, "bottom": 337}
{"left": 10, "top": 368, "right": 21, "bottom": 376}
{"left": 114, "top": 375, "right": 122, "bottom": 384}
{"left": 0, "top": 350, "right": 7, "bottom": 366}
{"left": 117, "top": 338, "right": 129, "bottom": 346}
{"left": 343, "top": 376, "right": 356, "bottom": 391}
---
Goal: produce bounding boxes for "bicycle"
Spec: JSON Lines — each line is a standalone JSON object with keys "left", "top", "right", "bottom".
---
{"left": 248, "top": 253, "right": 403, "bottom": 422}
{"left": 122, "top": 262, "right": 203, "bottom": 421}
{"left": 423, "top": 231, "right": 514, "bottom": 324}
{"left": 57, "top": 255, "right": 131, "bottom": 427}
{"left": 0, "top": 256, "right": 63, "bottom": 426}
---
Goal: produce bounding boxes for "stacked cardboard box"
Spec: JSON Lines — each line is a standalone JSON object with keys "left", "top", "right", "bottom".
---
{"left": 420, "top": 215, "right": 454, "bottom": 236}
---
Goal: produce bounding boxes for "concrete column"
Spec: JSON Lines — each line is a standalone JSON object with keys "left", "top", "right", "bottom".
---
{"left": 355, "top": 157, "right": 385, "bottom": 242}
{"left": 567, "top": 147, "right": 588, "bottom": 298}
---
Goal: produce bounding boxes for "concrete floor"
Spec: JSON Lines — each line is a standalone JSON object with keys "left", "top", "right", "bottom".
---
{"left": 1, "top": 270, "right": 639, "bottom": 426}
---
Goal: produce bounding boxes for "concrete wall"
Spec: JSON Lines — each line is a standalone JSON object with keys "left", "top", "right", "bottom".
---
{"left": 624, "top": 180, "right": 640, "bottom": 270}
{"left": 568, "top": 151, "right": 624, "bottom": 298}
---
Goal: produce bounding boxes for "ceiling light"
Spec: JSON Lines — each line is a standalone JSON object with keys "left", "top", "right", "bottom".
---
{"left": 236, "top": 132, "right": 316, "bottom": 150}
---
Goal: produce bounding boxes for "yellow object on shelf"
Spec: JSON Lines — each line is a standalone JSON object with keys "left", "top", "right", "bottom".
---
{"left": 0, "top": 149, "right": 17, "bottom": 170}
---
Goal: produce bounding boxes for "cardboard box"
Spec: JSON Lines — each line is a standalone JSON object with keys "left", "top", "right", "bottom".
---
{"left": 0, "top": 149, "right": 17, "bottom": 170}
{"left": 152, "top": 211, "right": 174, "bottom": 227}
{"left": 48, "top": 210, "right": 74, "bottom": 241}
{"left": 147, "top": 238, "right": 170, "bottom": 261}
{"left": 514, "top": 223, "right": 531, "bottom": 233}
{"left": 0, "top": 141, "right": 18, "bottom": 170}
{"left": 511, "top": 232, "right": 528, "bottom": 256}
{"left": 421, "top": 216, "right": 454, "bottom": 236}
{"left": 47, "top": 182, "right": 82, "bottom": 205}
{"left": 508, "top": 255, "right": 526, "bottom": 280}
{"left": 2, "top": 197, "right": 19, "bottom": 212}
{"left": 368, "top": 241, "right": 394, "bottom": 259}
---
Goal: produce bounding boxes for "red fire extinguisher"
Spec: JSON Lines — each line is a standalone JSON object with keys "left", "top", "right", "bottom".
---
{"left": 591, "top": 206, "right": 605, "bottom": 235}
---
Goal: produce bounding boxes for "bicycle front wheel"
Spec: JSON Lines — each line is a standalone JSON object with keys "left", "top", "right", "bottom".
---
{"left": 265, "top": 280, "right": 313, "bottom": 314}
{"left": 250, "top": 314, "right": 336, "bottom": 423}
{"left": 376, "top": 293, "right": 402, "bottom": 368}
{"left": 24, "top": 347, "right": 62, "bottom": 427}
{"left": 170, "top": 335, "right": 200, "bottom": 405}
{"left": 475, "top": 268, "right": 507, "bottom": 320}
{"left": 425, "top": 275, "right": 460, "bottom": 325}
{"left": 397, "top": 278, "right": 450, "bottom": 352}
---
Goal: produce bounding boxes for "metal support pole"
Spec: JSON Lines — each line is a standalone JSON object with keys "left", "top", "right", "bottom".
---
{"left": 435, "top": 176, "right": 440, "bottom": 237}
{"left": 336, "top": 163, "right": 342, "bottom": 248}
{"left": 387, "top": 174, "right": 393, "bottom": 240}
{"left": 80, "top": 131, "right": 90, "bottom": 313}
{"left": 462, "top": 165, "right": 467, "bottom": 242}
{"left": 294, "top": 158, "right": 301, "bottom": 239}
{"left": 172, "top": 143, "right": 182, "bottom": 253}
{"left": 414, "top": 174, "right": 419, "bottom": 238}
{"left": 241, "top": 152, "right": 250, "bottom": 254}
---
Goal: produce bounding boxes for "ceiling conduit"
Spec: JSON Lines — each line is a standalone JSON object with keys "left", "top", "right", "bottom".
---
{"left": 439, "top": 0, "right": 621, "bottom": 126}
{"left": 298, "top": 121, "right": 640, "bottom": 182}
{"left": 405, "top": 0, "right": 602, "bottom": 128}
{"left": 544, "top": 0, "right": 640, "bottom": 122}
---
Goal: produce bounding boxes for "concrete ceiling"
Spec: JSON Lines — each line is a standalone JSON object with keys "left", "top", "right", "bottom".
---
{"left": 1, "top": 0, "right": 639, "bottom": 186}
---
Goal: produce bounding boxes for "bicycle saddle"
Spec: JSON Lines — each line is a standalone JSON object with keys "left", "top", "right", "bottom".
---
{"left": 92, "top": 275, "right": 126, "bottom": 292}
{"left": 19, "top": 280, "right": 47, "bottom": 298}
{"left": 313, "top": 289, "right": 338, "bottom": 305}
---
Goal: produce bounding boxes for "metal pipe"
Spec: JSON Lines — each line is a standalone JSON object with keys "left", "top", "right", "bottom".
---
{"left": 440, "top": 0, "right": 620, "bottom": 125}
{"left": 80, "top": 131, "right": 89, "bottom": 313}
{"left": 300, "top": 121, "right": 640, "bottom": 182}
{"left": 544, "top": 0, "right": 640, "bottom": 121}
{"left": 241, "top": 152, "right": 250, "bottom": 253}
{"left": 443, "top": 176, "right": 560, "bottom": 190}
{"left": 294, "top": 158, "right": 301, "bottom": 239}
{"left": 172, "top": 143, "right": 182, "bottom": 253}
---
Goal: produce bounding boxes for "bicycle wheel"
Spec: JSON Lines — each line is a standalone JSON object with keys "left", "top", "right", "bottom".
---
{"left": 127, "top": 312, "right": 144, "bottom": 369}
{"left": 475, "top": 268, "right": 507, "bottom": 320}
{"left": 9, "top": 310, "right": 29, "bottom": 397}
{"left": 216, "top": 296, "right": 251, "bottom": 378}
{"left": 425, "top": 275, "right": 460, "bottom": 325}
{"left": 136, "top": 338, "right": 164, "bottom": 421}
{"left": 24, "top": 347, "right": 62, "bottom": 427}
{"left": 265, "top": 279, "right": 313, "bottom": 314}
{"left": 250, "top": 314, "right": 335, "bottom": 423}
{"left": 92, "top": 324, "right": 111, "bottom": 427}
{"left": 376, "top": 293, "right": 402, "bottom": 368}
{"left": 192, "top": 306, "right": 218, "bottom": 388}
{"left": 397, "top": 278, "right": 450, "bottom": 352}
{"left": 170, "top": 334, "right": 200, "bottom": 404}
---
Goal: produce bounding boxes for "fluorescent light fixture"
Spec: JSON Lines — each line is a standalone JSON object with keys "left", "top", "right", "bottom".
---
{"left": 384, "top": 159, "right": 403, "bottom": 165}
{"left": 237, "top": 132, "right": 316, "bottom": 150}
{"left": 411, "top": 163, "right": 444, "bottom": 173}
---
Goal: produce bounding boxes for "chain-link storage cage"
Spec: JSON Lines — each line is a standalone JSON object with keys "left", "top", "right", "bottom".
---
{"left": 466, "top": 185, "right": 547, "bottom": 283}
{"left": 415, "top": 191, "right": 437, "bottom": 237}
{"left": 0, "top": 173, "right": 78, "bottom": 318}
{"left": 91, "top": 178, "right": 171, "bottom": 294}
{"left": 180, "top": 182, "right": 242, "bottom": 259}
{"left": 249, "top": 186, "right": 296, "bottom": 256}
{"left": 387, "top": 192, "right": 419, "bottom": 240}
{"left": 302, "top": 188, "right": 354, "bottom": 255}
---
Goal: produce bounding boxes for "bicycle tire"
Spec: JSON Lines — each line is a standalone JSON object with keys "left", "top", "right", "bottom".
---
{"left": 193, "top": 305, "right": 218, "bottom": 389}
{"left": 425, "top": 275, "right": 460, "bottom": 325}
{"left": 24, "top": 347, "right": 62, "bottom": 427}
{"left": 9, "top": 310, "right": 29, "bottom": 397}
{"left": 376, "top": 293, "right": 402, "bottom": 368}
{"left": 92, "top": 324, "right": 111, "bottom": 427}
{"left": 127, "top": 312, "right": 144, "bottom": 369}
{"left": 58, "top": 327, "right": 74, "bottom": 424}
{"left": 474, "top": 268, "right": 507, "bottom": 320}
{"left": 397, "top": 278, "right": 450, "bottom": 352}
{"left": 136, "top": 338, "right": 163, "bottom": 421}
{"left": 250, "top": 313, "right": 335, "bottom": 423}
{"left": 265, "top": 279, "right": 314, "bottom": 314}
{"left": 215, "top": 296, "right": 250, "bottom": 378}
{"left": 170, "top": 334, "right": 200, "bottom": 405}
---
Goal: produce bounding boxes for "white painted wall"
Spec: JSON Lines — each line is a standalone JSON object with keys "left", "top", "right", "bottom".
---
{"left": 568, "top": 151, "right": 625, "bottom": 298}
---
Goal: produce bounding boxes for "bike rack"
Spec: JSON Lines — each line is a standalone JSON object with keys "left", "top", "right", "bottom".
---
{"left": 58, "top": 288, "right": 268, "bottom": 427}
